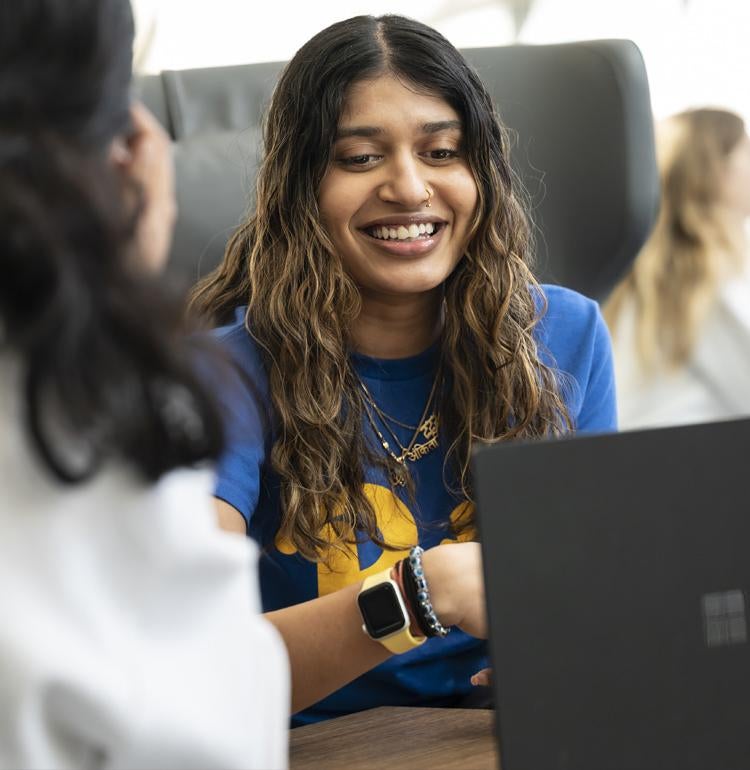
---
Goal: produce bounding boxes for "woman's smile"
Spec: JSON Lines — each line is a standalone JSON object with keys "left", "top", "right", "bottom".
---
{"left": 357, "top": 214, "right": 448, "bottom": 257}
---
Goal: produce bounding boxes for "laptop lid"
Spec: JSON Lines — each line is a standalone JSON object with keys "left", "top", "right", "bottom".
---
{"left": 474, "top": 418, "right": 750, "bottom": 770}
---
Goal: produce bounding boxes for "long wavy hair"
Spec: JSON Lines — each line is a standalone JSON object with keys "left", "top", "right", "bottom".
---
{"left": 1, "top": 0, "right": 223, "bottom": 482}
{"left": 605, "top": 108, "right": 747, "bottom": 371}
{"left": 191, "top": 15, "right": 571, "bottom": 561}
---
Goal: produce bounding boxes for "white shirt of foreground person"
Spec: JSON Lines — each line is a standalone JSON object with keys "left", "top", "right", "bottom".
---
{"left": 0, "top": 358, "right": 289, "bottom": 770}
{"left": 613, "top": 263, "right": 750, "bottom": 430}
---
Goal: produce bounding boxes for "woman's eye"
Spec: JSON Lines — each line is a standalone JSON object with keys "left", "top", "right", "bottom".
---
{"left": 425, "top": 148, "right": 460, "bottom": 161}
{"left": 338, "top": 154, "right": 380, "bottom": 167}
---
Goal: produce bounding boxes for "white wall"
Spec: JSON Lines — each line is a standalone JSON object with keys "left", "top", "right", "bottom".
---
{"left": 131, "top": 0, "right": 750, "bottom": 125}
{"left": 519, "top": 0, "right": 750, "bottom": 123}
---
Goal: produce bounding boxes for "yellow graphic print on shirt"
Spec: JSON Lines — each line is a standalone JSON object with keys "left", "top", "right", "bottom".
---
{"left": 274, "top": 483, "right": 476, "bottom": 596}
{"left": 441, "top": 499, "right": 476, "bottom": 545}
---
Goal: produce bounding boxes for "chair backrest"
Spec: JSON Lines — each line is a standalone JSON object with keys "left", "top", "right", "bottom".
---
{"left": 136, "top": 39, "right": 658, "bottom": 300}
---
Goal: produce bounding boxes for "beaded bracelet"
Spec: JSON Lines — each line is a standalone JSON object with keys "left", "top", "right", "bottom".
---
{"left": 400, "top": 555, "right": 432, "bottom": 638}
{"left": 404, "top": 545, "right": 450, "bottom": 638}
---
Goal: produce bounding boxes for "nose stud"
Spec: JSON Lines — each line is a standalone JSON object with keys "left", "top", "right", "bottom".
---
{"left": 423, "top": 186, "right": 433, "bottom": 208}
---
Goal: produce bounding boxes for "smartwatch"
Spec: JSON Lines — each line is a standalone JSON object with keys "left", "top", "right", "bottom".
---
{"left": 357, "top": 568, "right": 426, "bottom": 654}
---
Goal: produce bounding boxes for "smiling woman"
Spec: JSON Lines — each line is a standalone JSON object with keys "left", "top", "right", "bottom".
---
{"left": 190, "top": 14, "right": 617, "bottom": 726}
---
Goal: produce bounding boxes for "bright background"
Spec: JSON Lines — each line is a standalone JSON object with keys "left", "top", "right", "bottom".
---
{"left": 131, "top": 0, "right": 750, "bottom": 125}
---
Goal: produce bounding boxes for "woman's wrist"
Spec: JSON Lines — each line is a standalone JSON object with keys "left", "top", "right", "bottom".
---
{"left": 420, "top": 544, "right": 461, "bottom": 628}
{"left": 390, "top": 561, "right": 424, "bottom": 638}
{"left": 403, "top": 547, "right": 450, "bottom": 638}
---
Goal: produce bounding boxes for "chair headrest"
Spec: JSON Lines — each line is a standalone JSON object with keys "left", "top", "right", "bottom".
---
{"left": 137, "top": 40, "right": 658, "bottom": 300}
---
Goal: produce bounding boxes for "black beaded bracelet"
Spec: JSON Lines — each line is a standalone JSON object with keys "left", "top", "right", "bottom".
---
{"left": 404, "top": 545, "right": 450, "bottom": 639}
{"left": 402, "top": 553, "right": 433, "bottom": 637}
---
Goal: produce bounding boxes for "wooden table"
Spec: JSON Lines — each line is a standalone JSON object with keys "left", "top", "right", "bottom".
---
{"left": 290, "top": 706, "right": 498, "bottom": 770}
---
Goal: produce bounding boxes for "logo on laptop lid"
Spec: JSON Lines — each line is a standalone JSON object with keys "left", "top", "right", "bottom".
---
{"left": 702, "top": 590, "right": 748, "bottom": 648}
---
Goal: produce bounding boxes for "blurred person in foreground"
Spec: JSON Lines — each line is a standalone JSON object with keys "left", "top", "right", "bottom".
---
{"left": 0, "top": 1, "right": 288, "bottom": 767}
{"left": 605, "top": 108, "right": 750, "bottom": 429}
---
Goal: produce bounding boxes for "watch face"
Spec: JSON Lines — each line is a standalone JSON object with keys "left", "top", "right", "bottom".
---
{"left": 358, "top": 582, "right": 407, "bottom": 639}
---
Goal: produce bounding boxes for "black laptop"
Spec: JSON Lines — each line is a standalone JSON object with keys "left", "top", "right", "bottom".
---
{"left": 473, "top": 418, "right": 750, "bottom": 770}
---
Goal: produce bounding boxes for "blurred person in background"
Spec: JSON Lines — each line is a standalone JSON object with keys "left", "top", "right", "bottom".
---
{"left": 605, "top": 108, "right": 750, "bottom": 429}
{"left": 0, "top": 0, "right": 287, "bottom": 767}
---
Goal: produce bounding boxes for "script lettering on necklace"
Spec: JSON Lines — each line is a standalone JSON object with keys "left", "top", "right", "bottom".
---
{"left": 419, "top": 414, "right": 439, "bottom": 442}
{"left": 399, "top": 435, "right": 439, "bottom": 463}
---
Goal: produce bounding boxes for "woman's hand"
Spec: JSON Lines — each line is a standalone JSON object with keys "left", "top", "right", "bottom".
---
{"left": 111, "top": 101, "right": 176, "bottom": 273}
{"left": 470, "top": 668, "right": 492, "bottom": 687}
{"left": 421, "top": 541, "right": 487, "bottom": 639}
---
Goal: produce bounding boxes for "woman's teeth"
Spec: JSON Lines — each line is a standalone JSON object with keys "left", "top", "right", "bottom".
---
{"left": 368, "top": 222, "right": 436, "bottom": 240}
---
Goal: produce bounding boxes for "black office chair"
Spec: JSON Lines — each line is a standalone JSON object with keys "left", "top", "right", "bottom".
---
{"left": 136, "top": 39, "right": 659, "bottom": 301}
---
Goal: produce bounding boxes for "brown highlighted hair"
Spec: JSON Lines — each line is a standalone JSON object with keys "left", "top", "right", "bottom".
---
{"left": 191, "top": 15, "right": 571, "bottom": 562}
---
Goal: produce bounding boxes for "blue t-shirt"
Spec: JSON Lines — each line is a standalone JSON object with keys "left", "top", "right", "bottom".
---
{"left": 211, "top": 284, "right": 617, "bottom": 726}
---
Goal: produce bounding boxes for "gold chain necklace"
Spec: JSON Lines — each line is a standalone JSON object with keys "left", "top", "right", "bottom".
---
{"left": 358, "top": 373, "right": 441, "bottom": 486}
{"left": 362, "top": 395, "right": 419, "bottom": 432}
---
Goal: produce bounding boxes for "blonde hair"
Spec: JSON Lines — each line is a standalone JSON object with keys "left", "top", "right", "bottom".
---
{"left": 605, "top": 108, "right": 746, "bottom": 371}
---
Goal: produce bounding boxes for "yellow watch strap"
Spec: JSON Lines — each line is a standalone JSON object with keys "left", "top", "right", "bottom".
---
{"left": 360, "top": 569, "right": 426, "bottom": 654}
